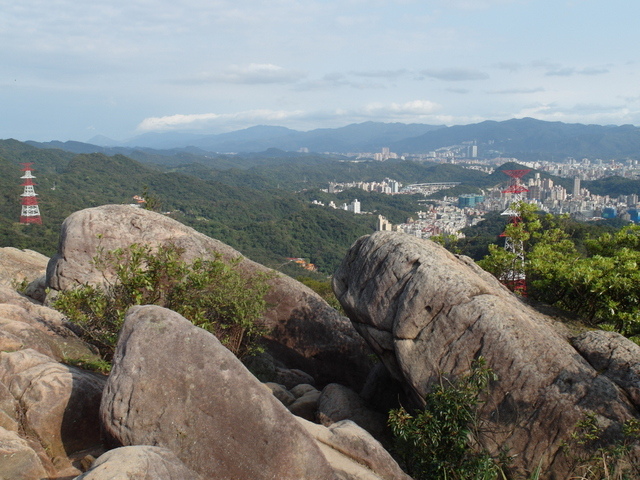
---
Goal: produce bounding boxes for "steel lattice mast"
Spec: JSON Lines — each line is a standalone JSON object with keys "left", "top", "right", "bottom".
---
{"left": 500, "top": 169, "right": 530, "bottom": 295}
{"left": 19, "top": 163, "right": 42, "bottom": 225}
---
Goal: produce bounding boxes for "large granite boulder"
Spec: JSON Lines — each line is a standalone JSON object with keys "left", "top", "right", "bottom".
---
{"left": 101, "top": 305, "right": 337, "bottom": 480}
{"left": 75, "top": 446, "right": 204, "bottom": 480}
{"left": 0, "top": 349, "right": 106, "bottom": 476}
{"left": 46, "top": 205, "right": 372, "bottom": 388}
{"left": 333, "top": 231, "right": 640, "bottom": 478}
{"left": 0, "top": 427, "right": 50, "bottom": 480}
{"left": 0, "top": 247, "right": 48, "bottom": 288}
{"left": 298, "top": 418, "right": 412, "bottom": 480}
{"left": 572, "top": 330, "right": 640, "bottom": 407}
{"left": 0, "top": 286, "right": 99, "bottom": 363}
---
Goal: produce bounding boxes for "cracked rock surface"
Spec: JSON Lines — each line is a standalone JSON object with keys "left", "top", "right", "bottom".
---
{"left": 333, "top": 231, "right": 640, "bottom": 479}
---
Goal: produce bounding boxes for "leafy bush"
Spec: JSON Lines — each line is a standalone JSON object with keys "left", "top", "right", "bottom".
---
{"left": 561, "top": 413, "right": 640, "bottom": 479}
{"left": 52, "top": 243, "right": 272, "bottom": 361}
{"left": 388, "top": 358, "right": 502, "bottom": 480}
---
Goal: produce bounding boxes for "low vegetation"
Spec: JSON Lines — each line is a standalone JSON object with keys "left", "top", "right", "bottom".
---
{"left": 388, "top": 358, "right": 640, "bottom": 480}
{"left": 52, "top": 243, "right": 272, "bottom": 362}
{"left": 388, "top": 358, "right": 501, "bottom": 480}
{"left": 478, "top": 202, "right": 640, "bottom": 343}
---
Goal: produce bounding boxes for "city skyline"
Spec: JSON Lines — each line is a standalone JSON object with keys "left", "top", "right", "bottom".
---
{"left": 2, "top": 0, "right": 639, "bottom": 142}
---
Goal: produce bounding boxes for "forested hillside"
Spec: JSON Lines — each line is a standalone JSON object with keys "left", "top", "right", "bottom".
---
{"left": 0, "top": 141, "right": 432, "bottom": 274}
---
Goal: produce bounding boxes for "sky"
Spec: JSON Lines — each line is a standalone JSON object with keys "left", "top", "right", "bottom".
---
{"left": 1, "top": 0, "right": 639, "bottom": 142}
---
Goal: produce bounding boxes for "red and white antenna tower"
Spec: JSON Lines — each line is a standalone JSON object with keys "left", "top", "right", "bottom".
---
{"left": 499, "top": 169, "right": 530, "bottom": 295}
{"left": 19, "top": 163, "right": 42, "bottom": 225}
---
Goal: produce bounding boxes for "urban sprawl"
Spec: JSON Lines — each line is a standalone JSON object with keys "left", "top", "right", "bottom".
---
{"left": 311, "top": 146, "right": 640, "bottom": 241}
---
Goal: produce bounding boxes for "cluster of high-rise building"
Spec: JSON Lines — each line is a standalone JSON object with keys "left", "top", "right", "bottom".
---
{"left": 311, "top": 198, "right": 361, "bottom": 214}
{"left": 328, "top": 178, "right": 401, "bottom": 195}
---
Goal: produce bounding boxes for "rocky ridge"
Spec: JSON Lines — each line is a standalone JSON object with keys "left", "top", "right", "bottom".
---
{"left": 1, "top": 210, "right": 640, "bottom": 479}
{"left": 0, "top": 207, "right": 404, "bottom": 479}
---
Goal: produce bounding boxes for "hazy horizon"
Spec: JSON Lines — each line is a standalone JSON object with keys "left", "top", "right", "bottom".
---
{"left": 2, "top": 0, "right": 639, "bottom": 143}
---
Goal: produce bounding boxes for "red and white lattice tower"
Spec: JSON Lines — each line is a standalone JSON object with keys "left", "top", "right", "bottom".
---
{"left": 19, "top": 163, "right": 42, "bottom": 225}
{"left": 499, "top": 169, "right": 530, "bottom": 295}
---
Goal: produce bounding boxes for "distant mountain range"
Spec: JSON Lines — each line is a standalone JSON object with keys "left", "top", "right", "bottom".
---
{"left": 26, "top": 118, "right": 640, "bottom": 160}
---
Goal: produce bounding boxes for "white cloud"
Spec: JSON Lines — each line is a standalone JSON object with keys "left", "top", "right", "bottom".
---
{"left": 137, "top": 100, "right": 443, "bottom": 132}
{"left": 512, "top": 103, "right": 638, "bottom": 125}
{"left": 442, "top": 0, "right": 521, "bottom": 11}
{"left": 488, "top": 87, "right": 545, "bottom": 94}
{"left": 137, "top": 109, "right": 306, "bottom": 131}
{"left": 181, "top": 64, "right": 307, "bottom": 85}
{"left": 420, "top": 68, "right": 490, "bottom": 81}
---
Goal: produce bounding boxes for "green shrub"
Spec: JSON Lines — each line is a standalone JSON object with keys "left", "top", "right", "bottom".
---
{"left": 561, "top": 413, "right": 640, "bottom": 479}
{"left": 53, "top": 243, "right": 272, "bottom": 361}
{"left": 388, "top": 357, "right": 502, "bottom": 480}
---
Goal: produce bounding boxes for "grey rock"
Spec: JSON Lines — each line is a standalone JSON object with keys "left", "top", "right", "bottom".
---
{"left": 0, "top": 247, "right": 48, "bottom": 288}
{"left": 0, "top": 285, "right": 99, "bottom": 363}
{"left": 333, "top": 231, "right": 640, "bottom": 479}
{"left": 288, "top": 388, "right": 322, "bottom": 421}
{"left": 291, "top": 383, "right": 319, "bottom": 398}
{"left": 0, "top": 349, "right": 106, "bottom": 470}
{"left": 101, "top": 305, "right": 337, "bottom": 480}
{"left": 298, "top": 418, "right": 412, "bottom": 480}
{"left": 75, "top": 446, "right": 204, "bottom": 480}
{"left": 264, "top": 382, "right": 296, "bottom": 407}
{"left": 0, "top": 427, "right": 49, "bottom": 480}
{"left": 573, "top": 330, "right": 640, "bottom": 407}
{"left": 275, "top": 366, "right": 316, "bottom": 389}
{"left": 317, "top": 383, "right": 388, "bottom": 441}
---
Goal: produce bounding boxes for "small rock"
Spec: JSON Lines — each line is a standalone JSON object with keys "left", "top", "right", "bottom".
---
{"left": 288, "top": 389, "right": 321, "bottom": 421}
{"left": 264, "top": 382, "right": 296, "bottom": 407}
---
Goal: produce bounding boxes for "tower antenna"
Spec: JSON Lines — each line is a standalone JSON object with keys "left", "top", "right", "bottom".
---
{"left": 499, "top": 169, "right": 530, "bottom": 295}
{"left": 19, "top": 163, "right": 42, "bottom": 225}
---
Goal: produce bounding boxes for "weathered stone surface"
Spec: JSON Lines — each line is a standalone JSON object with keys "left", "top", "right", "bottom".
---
{"left": 0, "top": 285, "right": 99, "bottom": 363}
{"left": 0, "top": 247, "right": 48, "bottom": 288}
{"left": 572, "top": 330, "right": 640, "bottom": 407}
{"left": 75, "top": 446, "right": 205, "bottom": 480}
{"left": 0, "top": 382, "right": 18, "bottom": 433}
{"left": 317, "top": 383, "right": 388, "bottom": 441}
{"left": 24, "top": 274, "right": 47, "bottom": 303}
{"left": 0, "top": 349, "right": 106, "bottom": 469}
{"left": 275, "top": 366, "right": 316, "bottom": 389}
{"left": 288, "top": 387, "right": 321, "bottom": 421}
{"left": 299, "top": 418, "right": 412, "bottom": 480}
{"left": 46, "top": 205, "right": 372, "bottom": 388}
{"left": 264, "top": 382, "right": 297, "bottom": 407}
{"left": 333, "top": 231, "right": 640, "bottom": 478}
{"left": 0, "top": 427, "right": 49, "bottom": 480}
{"left": 291, "top": 383, "right": 319, "bottom": 398}
{"left": 101, "top": 305, "right": 337, "bottom": 480}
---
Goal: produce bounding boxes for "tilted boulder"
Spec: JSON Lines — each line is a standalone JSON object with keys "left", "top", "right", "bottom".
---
{"left": 0, "top": 349, "right": 106, "bottom": 475}
{"left": 317, "top": 383, "right": 388, "bottom": 442}
{"left": 0, "top": 247, "right": 48, "bottom": 288}
{"left": 46, "top": 205, "right": 372, "bottom": 388}
{"left": 0, "top": 286, "right": 99, "bottom": 363}
{"left": 298, "top": 418, "right": 412, "bottom": 480}
{"left": 572, "top": 330, "right": 640, "bottom": 407}
{"left": 100, "top": 305, "right": 337, "bottom": 480}
{"left": 75, "top": 446, "right": 204, "bottom": 480}
{"left": 0, "top": 427, "right": 50, "bottom": 480}
{"left": 333, "top": 231, "right": 640, "bottom": 478}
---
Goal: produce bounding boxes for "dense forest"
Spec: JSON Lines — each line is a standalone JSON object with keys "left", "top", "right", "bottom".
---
{"left": 1, "top": 140, "right": 435, "bottom": 274}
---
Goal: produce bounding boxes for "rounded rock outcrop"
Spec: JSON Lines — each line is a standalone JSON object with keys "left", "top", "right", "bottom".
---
{"left": 333, "top": 231, "right": 640, "bottom": 478}
{"left": 100, "top": 305, "right": 337, "bottom": 480}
